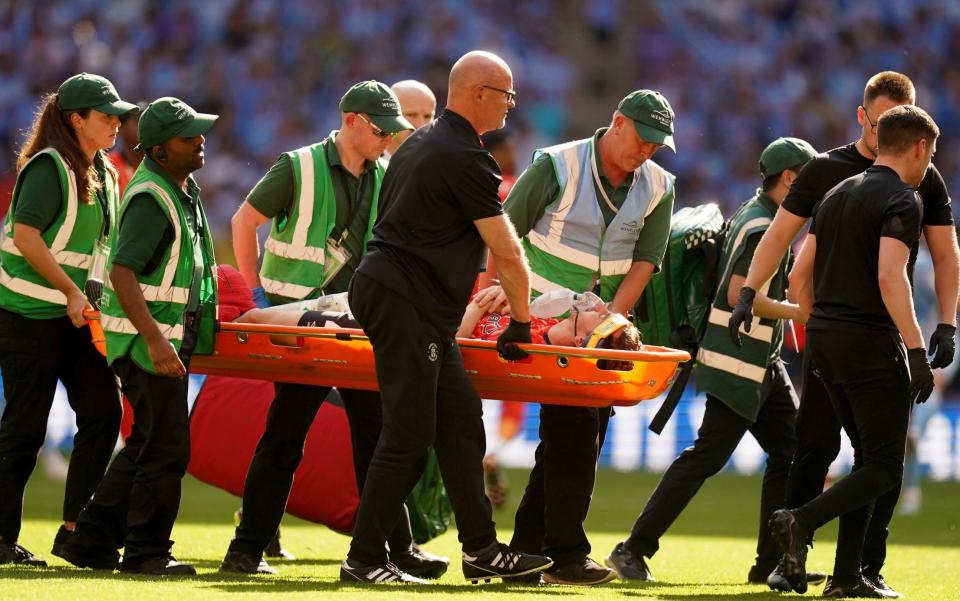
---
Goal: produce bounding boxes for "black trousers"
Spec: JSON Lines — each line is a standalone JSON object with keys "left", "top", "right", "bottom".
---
{"left": 70, "top": 356, "right": 190, "bottom": 562}
{"left": 0, "top": 308, "right": 121, "bottom": 542}
{"left": 510, "top": 404, "right": 611, "bottom": 566}
{"left": 793, "top": 329, "right": 911, "bottom": 581}
{"left": 347, "top": 273, "right": 495, "bottom": 565}
{"left": 785, "top": 341, "right": 902, "bottom": 571}
{"left": 623, "top": 361, "right": 798, "bottom": 570}
{"left": 227, "top": 382, "right": 413, "bottom": 557}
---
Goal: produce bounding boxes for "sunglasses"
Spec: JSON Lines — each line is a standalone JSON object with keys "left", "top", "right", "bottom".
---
{"left": 357, "top": 113, "right": 396, "bottom": 139}
{"left": 482, "top": 84, "right": 517, "bottom": 103}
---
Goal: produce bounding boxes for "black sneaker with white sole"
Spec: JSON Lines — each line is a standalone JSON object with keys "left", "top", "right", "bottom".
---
{"left": 339, "top": 560, "right": 428, "bottom": 584}
{"left": 461, "top": 542, "right": 553, "bottom": 584}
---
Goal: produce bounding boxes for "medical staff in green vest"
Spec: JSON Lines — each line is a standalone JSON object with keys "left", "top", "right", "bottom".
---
{"left": 59, "top": 97, "right": 218, "bottom": 576}
{"left": 0, "top": 73, "right": 137, "bottom": 567}
{"left": 505, "top": 89, "right": 676, "bottom": 586}
{"left": 221, "top": 81, "right": 446, "bottom": 578}
{"left": 607, "top": 138, "right": 824, "bottom": 589}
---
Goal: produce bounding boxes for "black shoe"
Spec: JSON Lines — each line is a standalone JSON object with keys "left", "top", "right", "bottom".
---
{"left": 542, "top": 557, "right": 617, "bottom": 586}
{"left": 605, "top": 542, "right": 654, "bottom": 581}
{"left": 461, "top": 542, "right": 553, "bottom": 583}
{"left": 862, "top": 571, "right": 903, "bottom": 598}
{"left": 51, "top": 525, "right": 71, "bottom": 559}
{"left": 57, "top": 538, "right": 119, "bottom": 570}
{"left": 762, "top": 560, "right": 827, "bottom": 590}
{"left": 264, "top": 529, "right": 295, "bottom": 560}
{"left": 339, "top": 559, "right": 427, "bottom": 584}
{"left": 769, "top": 509, "right": 809, "bottom": 594}
{"left": 219, "top": 550, "right": 278, "bottom": 575}
{"left": 0, "top": 540, "right": 47, "bottom": 566}
{"left": 389, "top": 545, "right": 449, "bottom": 579}
{"left": 823, "top": 575, "right": 900, "bottom": 598}
{"left": 119, "top": 555, "right": 196, "bottom": 576}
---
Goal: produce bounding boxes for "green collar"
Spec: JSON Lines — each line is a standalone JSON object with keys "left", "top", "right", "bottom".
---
{"left": 142, "top": 155, "right": 201, "bottom": 201}
{"left": 325, "top": 131, "right": 376, "bottom": 175}
{"left": 755, "top": 189, "right": 779, "bottom": 216}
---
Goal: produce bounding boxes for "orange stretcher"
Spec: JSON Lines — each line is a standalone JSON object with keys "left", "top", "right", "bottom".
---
{"left": 87, "top": 316, "right": 690, "bottom": 408}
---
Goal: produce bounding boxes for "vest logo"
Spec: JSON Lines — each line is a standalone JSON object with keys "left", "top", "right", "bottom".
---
{"left": 427, "top": 342, "right": 439, "bottom": 362}
{"left": 620, "top": 219, "right": 641, "bottom": 233}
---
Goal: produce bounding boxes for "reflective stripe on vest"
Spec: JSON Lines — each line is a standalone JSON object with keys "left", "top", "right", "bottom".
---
{"left": 0, "top": 264, "right": 67, "bottom": 304}
{"left": 260, "top": 276, "right": 315, "bottom": 300}
{"left": 697, "top": 347, "right": 767, "bottom": 384}
{"left": 123, "top": 181, "right": 183, "bottom": 297}
{"left": 285, "top": 146, "right": 327, "bottom": 265}
{"left": 101, "top": 313, "right": 184, "bottom": 341}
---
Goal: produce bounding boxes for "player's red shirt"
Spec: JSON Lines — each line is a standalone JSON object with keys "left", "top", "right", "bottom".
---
{"left": 471, "top": 313, "right": 558, "bottom": 344}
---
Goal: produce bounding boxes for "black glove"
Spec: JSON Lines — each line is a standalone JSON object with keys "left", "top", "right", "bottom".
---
{"left": 907, "top": 347, "right": 935, "bottom": 404}
{"left": 496, "top": 318, "right": 531, "bottom": 361}
{"left": 728, "top": 287, "right": 757, "bottom": 347}
{"left": 928, "top": 323, "right": 956, "bottom": 369}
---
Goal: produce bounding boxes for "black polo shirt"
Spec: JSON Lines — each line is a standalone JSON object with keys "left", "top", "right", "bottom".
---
{"left": 807, "top": 166, "right": 923, "bottom": 333}
{"left": 356, "top": 109, "right": 504, "bottom": 334}
{"left": 782, "top": 142, "right": 952, "bottom": 226}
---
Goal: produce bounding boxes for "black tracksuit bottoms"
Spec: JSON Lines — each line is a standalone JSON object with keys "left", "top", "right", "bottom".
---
{"left": 510, "top": 403, "right": 611, "bottom": 567}
{"left": 0, "top": 308, "right": 121, "bottom": 542}
{"left": 785, "top": 334, "right": 904, "bottom": 573}
{"left": 346, "top": 272, "right": 496, "bottom": 565}
{"left": 70, "top": 356, "right": 191, "bottom": 562}
{"left": 793, "top": 329, "right": 911, "bottom": 581}
{"left": 227, "top": 382, "right": 413, "bottom": 557}
{"left": 623, "top": 360, "right": 798, "bottom": 570}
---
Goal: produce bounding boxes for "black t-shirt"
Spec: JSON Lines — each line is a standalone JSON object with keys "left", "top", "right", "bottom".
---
{"left": 356, "top": 110, "right": 504, "bottom": 334}
{"left": 807, "top": 166, "right": 923, "bottom": 333}
{"left": 782, "top": 142, "right": 953, "bottom": 226}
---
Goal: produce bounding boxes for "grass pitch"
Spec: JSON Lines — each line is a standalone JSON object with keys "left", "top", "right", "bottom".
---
{"left": 3, "top": 467, "right": 958, "bottom": 600}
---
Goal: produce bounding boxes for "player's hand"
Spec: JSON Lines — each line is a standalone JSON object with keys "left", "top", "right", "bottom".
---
{"left": 496, "top": 318, "right": 531, "bottom": 361}
{"left": 252, "top": 286, "right": 271, "bottom": 309}
{"left": 147, "top": 335, "right": 187, "bottom": 379}
{"left": 728, "top": 287, "right": 757, "bottom": 347}
{"left": 907, "top": 347, "right": 934, "bottom": 404}
{"left": 67, "top": 289, "right": 93, "bottom": 328}
{"left": 928, "top": 323, "right": 956, "bottom": 369}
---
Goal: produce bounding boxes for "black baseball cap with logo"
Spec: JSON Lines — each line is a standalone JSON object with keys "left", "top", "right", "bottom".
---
{"left": 340, "top": 81, "right": 414, "bottom": 134}
{"left": 618, "top": 89, "right": 676, "bottom": 152}
{"left": 135, "top": 97, "right": 218, "bottom": 151}
{"left": 58, "top": 73, "right": 139, "bottom": 116}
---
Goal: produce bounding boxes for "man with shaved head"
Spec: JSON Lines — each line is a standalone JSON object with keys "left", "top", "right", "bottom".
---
{"left": 340, "top": 51, "right": 553, "bottom": 585}
{"left": 386, "top": 80, "right": 437, "bottom": 157}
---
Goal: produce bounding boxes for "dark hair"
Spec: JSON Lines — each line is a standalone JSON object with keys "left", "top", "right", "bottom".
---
{"left": 17, "top": 92, "right": 113, "bottom": 204}
{"left": 597, "top": 324, "right": 641, "bottom": 371}
{"left": 877, "top": 105, "right": 939, "bottom": 155}
{"left": 761, "top": 162, "right": 805, "bottom": 192}
{"left": 481, "top": 129, "right": 513, "bottom": 151}
{"left": 863, "top": 71, "right": 915, "bottom": 106}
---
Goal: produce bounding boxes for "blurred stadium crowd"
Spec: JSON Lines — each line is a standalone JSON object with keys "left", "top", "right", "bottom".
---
{"left": 3, "top": 0, "right": 960, "bottom": 252}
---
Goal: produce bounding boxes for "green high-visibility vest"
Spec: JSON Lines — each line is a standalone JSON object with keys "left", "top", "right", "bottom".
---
{"left": 100, "top": 163, "right": 218, "bottom": 373}
{"left": 260, "top": 134, "right": 384, "bottom": 303}
{"left": 0, "top": 148, "right": 117, "bottom": 318}
{"left": 696, "top": 191, "right": 789, "bottom": 421}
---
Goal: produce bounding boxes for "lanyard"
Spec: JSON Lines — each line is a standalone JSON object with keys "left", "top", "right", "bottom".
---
{"left": 590, "top": 141, "right": 634, "bottom": 216}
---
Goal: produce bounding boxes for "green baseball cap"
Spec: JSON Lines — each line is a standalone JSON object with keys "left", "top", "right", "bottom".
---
{"left": 340, "top": 81, "right": 414, "bottom": 134}
{"left": 58, "top": 73, "right": 139, "bottom": 116}
{"left": 618, "top": 89, "right": 676, "bottom": 152}
{"left": 759, "top": 137, "right": 817, "bottom": 179}
{"left": 135, "top": 97, "right": 218, "bottom": 151}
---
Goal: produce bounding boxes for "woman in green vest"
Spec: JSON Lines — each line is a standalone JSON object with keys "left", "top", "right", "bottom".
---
{"left": 0, "top": 73, "right": 138, "bottom": 566}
